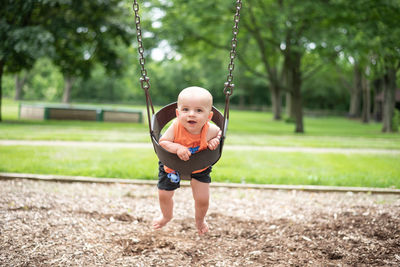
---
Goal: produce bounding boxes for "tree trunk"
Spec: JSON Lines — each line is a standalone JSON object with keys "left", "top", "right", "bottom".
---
{"left": 270, "top": 84, "right": 282, "bottom": 120}
{"left": 0, "top": 59, "right": 4, "bottom": 122}
{"left": 372, "top": 78, "right": 383, "bottom": 121}
{"left": 361, "top": 74, "right": 370, "bottom": 123}
{"left": 282, "top": 40, "right": 296, "bottom": 122}
{"left": 284, "top": 47, "right": 304, "bottom": 132}
{"left": 286, "top": 92, "right": 298, "bottom": 121}
{"left": 62, "top": 75, "right": 74, "bottom": 103}
{"left": 285, "top": 92, "right": 291, "bottom": 118}
{"left": 291, "top": 62, "right": 304, "bottom": 133}
{"left": 349, "top": 63, "right": 362, "bottom": 118}
{"left": 15, "top": 73, "right": 27, "bottom": 100}
{"left": 381, "top": 67, "right": 397, "bottom": 132}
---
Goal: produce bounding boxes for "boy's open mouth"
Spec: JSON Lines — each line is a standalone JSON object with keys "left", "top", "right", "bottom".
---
{"left": 188, "top": 120, "right": 196, "bottom": 124}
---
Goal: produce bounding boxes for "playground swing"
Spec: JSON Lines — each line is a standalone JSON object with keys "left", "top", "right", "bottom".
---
{"left": 132, "top": 0, "right": 242, "bottom": 180}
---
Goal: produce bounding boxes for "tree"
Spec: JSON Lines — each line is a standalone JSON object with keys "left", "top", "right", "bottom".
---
{"left": 229, "top": 0, "right": 332, "bottom": 132}
{"left": 331, "top": 0, "right": 400, "bottom": 131}
{"left": 134, "top": 0, "right": 399, "bottom": 134}
{"left": 38, "top": 0, "right": 133, "bottom": 103}
{"left": 367, "top": 2, "right": 400, "bottom": 132}
{"left": 0, "top": 0, "right": 55, "bottom": 121}
{"left": 355, "top": 1, "right": 400, "bottom": 132}
{"left": 150, "top": 0, "right": 335, "bottom": 133}
{"left": 1, "top": 0, "right": 133, "bottom": 120}
{"left": 14, "top": 72, "right": 28, "bottom": 100}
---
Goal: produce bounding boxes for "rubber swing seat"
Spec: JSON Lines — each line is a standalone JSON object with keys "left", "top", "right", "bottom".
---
{"left": 151, "top": 102, "right": 226, "bottom": 180}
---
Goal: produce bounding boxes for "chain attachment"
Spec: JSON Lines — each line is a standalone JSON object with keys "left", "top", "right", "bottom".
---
{"left": 133, "top": 0, "right": 154, "bottom": 134}
{"left": 223, "top": 0, "right": 242, "bottom": 97}
{"left": 134, "top": 0, "right": 241, "bottom": 97}
{"left": 133, "top": 0, "right": 150, "bottom": 91}
{"left": 133, "top": 0, "right": 241, "bottom": 133}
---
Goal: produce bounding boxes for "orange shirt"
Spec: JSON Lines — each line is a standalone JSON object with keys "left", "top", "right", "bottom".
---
{"left": 164, "top": 121, "right": 209, "bottom": 174}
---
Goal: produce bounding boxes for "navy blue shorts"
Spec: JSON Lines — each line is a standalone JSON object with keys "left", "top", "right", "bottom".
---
{"left": 157, "top": 161, "right": 212, "bottom": 191}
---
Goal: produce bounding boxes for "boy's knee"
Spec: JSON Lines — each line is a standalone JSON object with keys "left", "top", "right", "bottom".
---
{"left": 195, "top": 195, "right": 209, "bottom": 207}
{"left": 158, "top": 189, "right": 174, "bottom": 200}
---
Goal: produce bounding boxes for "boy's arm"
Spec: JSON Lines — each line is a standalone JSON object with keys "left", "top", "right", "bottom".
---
{"left": 159, "top": 121, "right": 192, "bottom": 161}
{"left": 207, "top": 123, "right": 222, "bottom": 150}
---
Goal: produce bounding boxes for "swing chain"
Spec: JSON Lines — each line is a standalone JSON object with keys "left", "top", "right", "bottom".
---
{"left": 223, "top": 0, "right": 242, "bottom": 96}
{"left": 133, "top": 0, "right": 241, "bottom": 97}
{"left": 133, "top": 0, "right": 150, "bottom": 91}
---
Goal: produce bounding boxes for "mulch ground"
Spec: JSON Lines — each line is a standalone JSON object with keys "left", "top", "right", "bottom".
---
{"left": 1, "top": 179, "right": 399, "bottom": 266}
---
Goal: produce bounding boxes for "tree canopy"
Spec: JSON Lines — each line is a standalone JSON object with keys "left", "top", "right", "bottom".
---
{"left": 0, "top": 0, "right": 133, "bottom": 120}
{"left": 1, "top": 0, "right": 400, "bottom": 132}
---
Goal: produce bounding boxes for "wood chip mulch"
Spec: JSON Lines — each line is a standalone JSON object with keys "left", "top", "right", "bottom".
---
{"left": 1, "top": 179, "right": 399, "bottom": 266}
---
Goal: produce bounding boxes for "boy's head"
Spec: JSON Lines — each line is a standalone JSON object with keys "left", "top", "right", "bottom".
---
{"left": 177, "top": 86, "right": 213, "bottom": 110}
{"left": 176, "top": 86, "right": 214, "bottom": 134}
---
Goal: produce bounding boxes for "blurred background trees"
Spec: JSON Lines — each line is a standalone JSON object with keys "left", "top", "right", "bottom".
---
{"left": 1, "top": 0, "right": 399, "bottom": 132}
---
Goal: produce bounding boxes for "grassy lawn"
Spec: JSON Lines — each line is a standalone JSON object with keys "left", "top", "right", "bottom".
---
{"left": 1, "top": 98, "right": 399, "bottom": 188}
{"left": 0, "top": 145, "right": 399, "bottom": 188}
{"left": 1, "top": 98, "right": 400, "bottom": 149}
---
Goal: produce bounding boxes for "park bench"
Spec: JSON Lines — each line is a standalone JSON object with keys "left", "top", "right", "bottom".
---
{"left": 19, "top": 103, "right": 143, "bottom": 123}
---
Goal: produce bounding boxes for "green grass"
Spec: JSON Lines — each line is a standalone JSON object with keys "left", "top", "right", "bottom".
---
{"left": 1, "top": 98, "right": 399, "bottom": 188}
{"left": 227, "top": 110, "right": 400, "bottom": 148}
{"left": 1, "top": 98, "right": 400, "bottom": 148}
{"left": 0, "top": 145, "right": 399, "bottom": 188}
{"left": 0, "top": 146, "right": 157, "bottom": 179}
{"left": 216, "top": 150, "right": 400, "bottom": 188}
{"left": 0, "top": 120, "right": 149, "bottom": 142}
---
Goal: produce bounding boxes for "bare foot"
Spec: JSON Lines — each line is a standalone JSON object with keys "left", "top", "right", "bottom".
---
{"left": 196, "top": 220, "right": 209, "bottom": 235}
{"left": 152, "top": 216, "right": 171, "bottom": 229}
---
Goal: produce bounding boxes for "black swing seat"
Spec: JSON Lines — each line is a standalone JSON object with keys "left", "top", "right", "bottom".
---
{"left": 151, "top": 102, "right": 227, "bottom": 180}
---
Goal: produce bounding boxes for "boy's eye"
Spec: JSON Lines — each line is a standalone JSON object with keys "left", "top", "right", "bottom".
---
{"left": 182, "top": 108, "right": 189, "bottom": 112}
{"left": 196, "top": 109, "right": 203, "bottom": 113}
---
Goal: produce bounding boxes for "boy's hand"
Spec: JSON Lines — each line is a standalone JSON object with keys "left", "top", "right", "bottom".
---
{"left": 177, "top": 145, "right": 191, "bottom": 161}
{"left": 208, "top": 130, "right": 221, "bottom": 150}
{"left": 208, "top": 137, "right": 220, "bottom": 150}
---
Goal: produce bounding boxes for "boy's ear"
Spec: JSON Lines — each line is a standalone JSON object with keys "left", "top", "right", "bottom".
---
{"left": 176, "top": 109, "right": 179, "bottom": 117}
{"left": 208, "top": 111, "right": 214, "bottom": 121}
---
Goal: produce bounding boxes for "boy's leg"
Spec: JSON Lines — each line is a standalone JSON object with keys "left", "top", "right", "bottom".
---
{"left": 154, "top": 161, "right": 180, "bottom": 229}
{"left": 153, "top": 189, "right": 174, "bottom": 229}
{"left": 191, "top": 178, "right": 210, "bottom": 235}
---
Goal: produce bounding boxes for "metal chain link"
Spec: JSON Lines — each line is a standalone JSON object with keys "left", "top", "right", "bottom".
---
{"left": 223, "top": 0, "right": 242, "bottom": 96}
{"left": 132, "top": 0, "right": 150, "bottom": 91}
{"left": 133, "top": 0, "right": 241, "bottom": 97}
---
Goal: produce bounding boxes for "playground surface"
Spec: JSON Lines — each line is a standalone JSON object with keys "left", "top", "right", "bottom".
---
{"left": 1, "top": 179, "right": 399, "bottom": 266}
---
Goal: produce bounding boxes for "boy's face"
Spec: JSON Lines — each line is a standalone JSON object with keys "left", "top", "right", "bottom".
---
{"left": 176, "top": 94, "right": 213, "bottom": 135}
